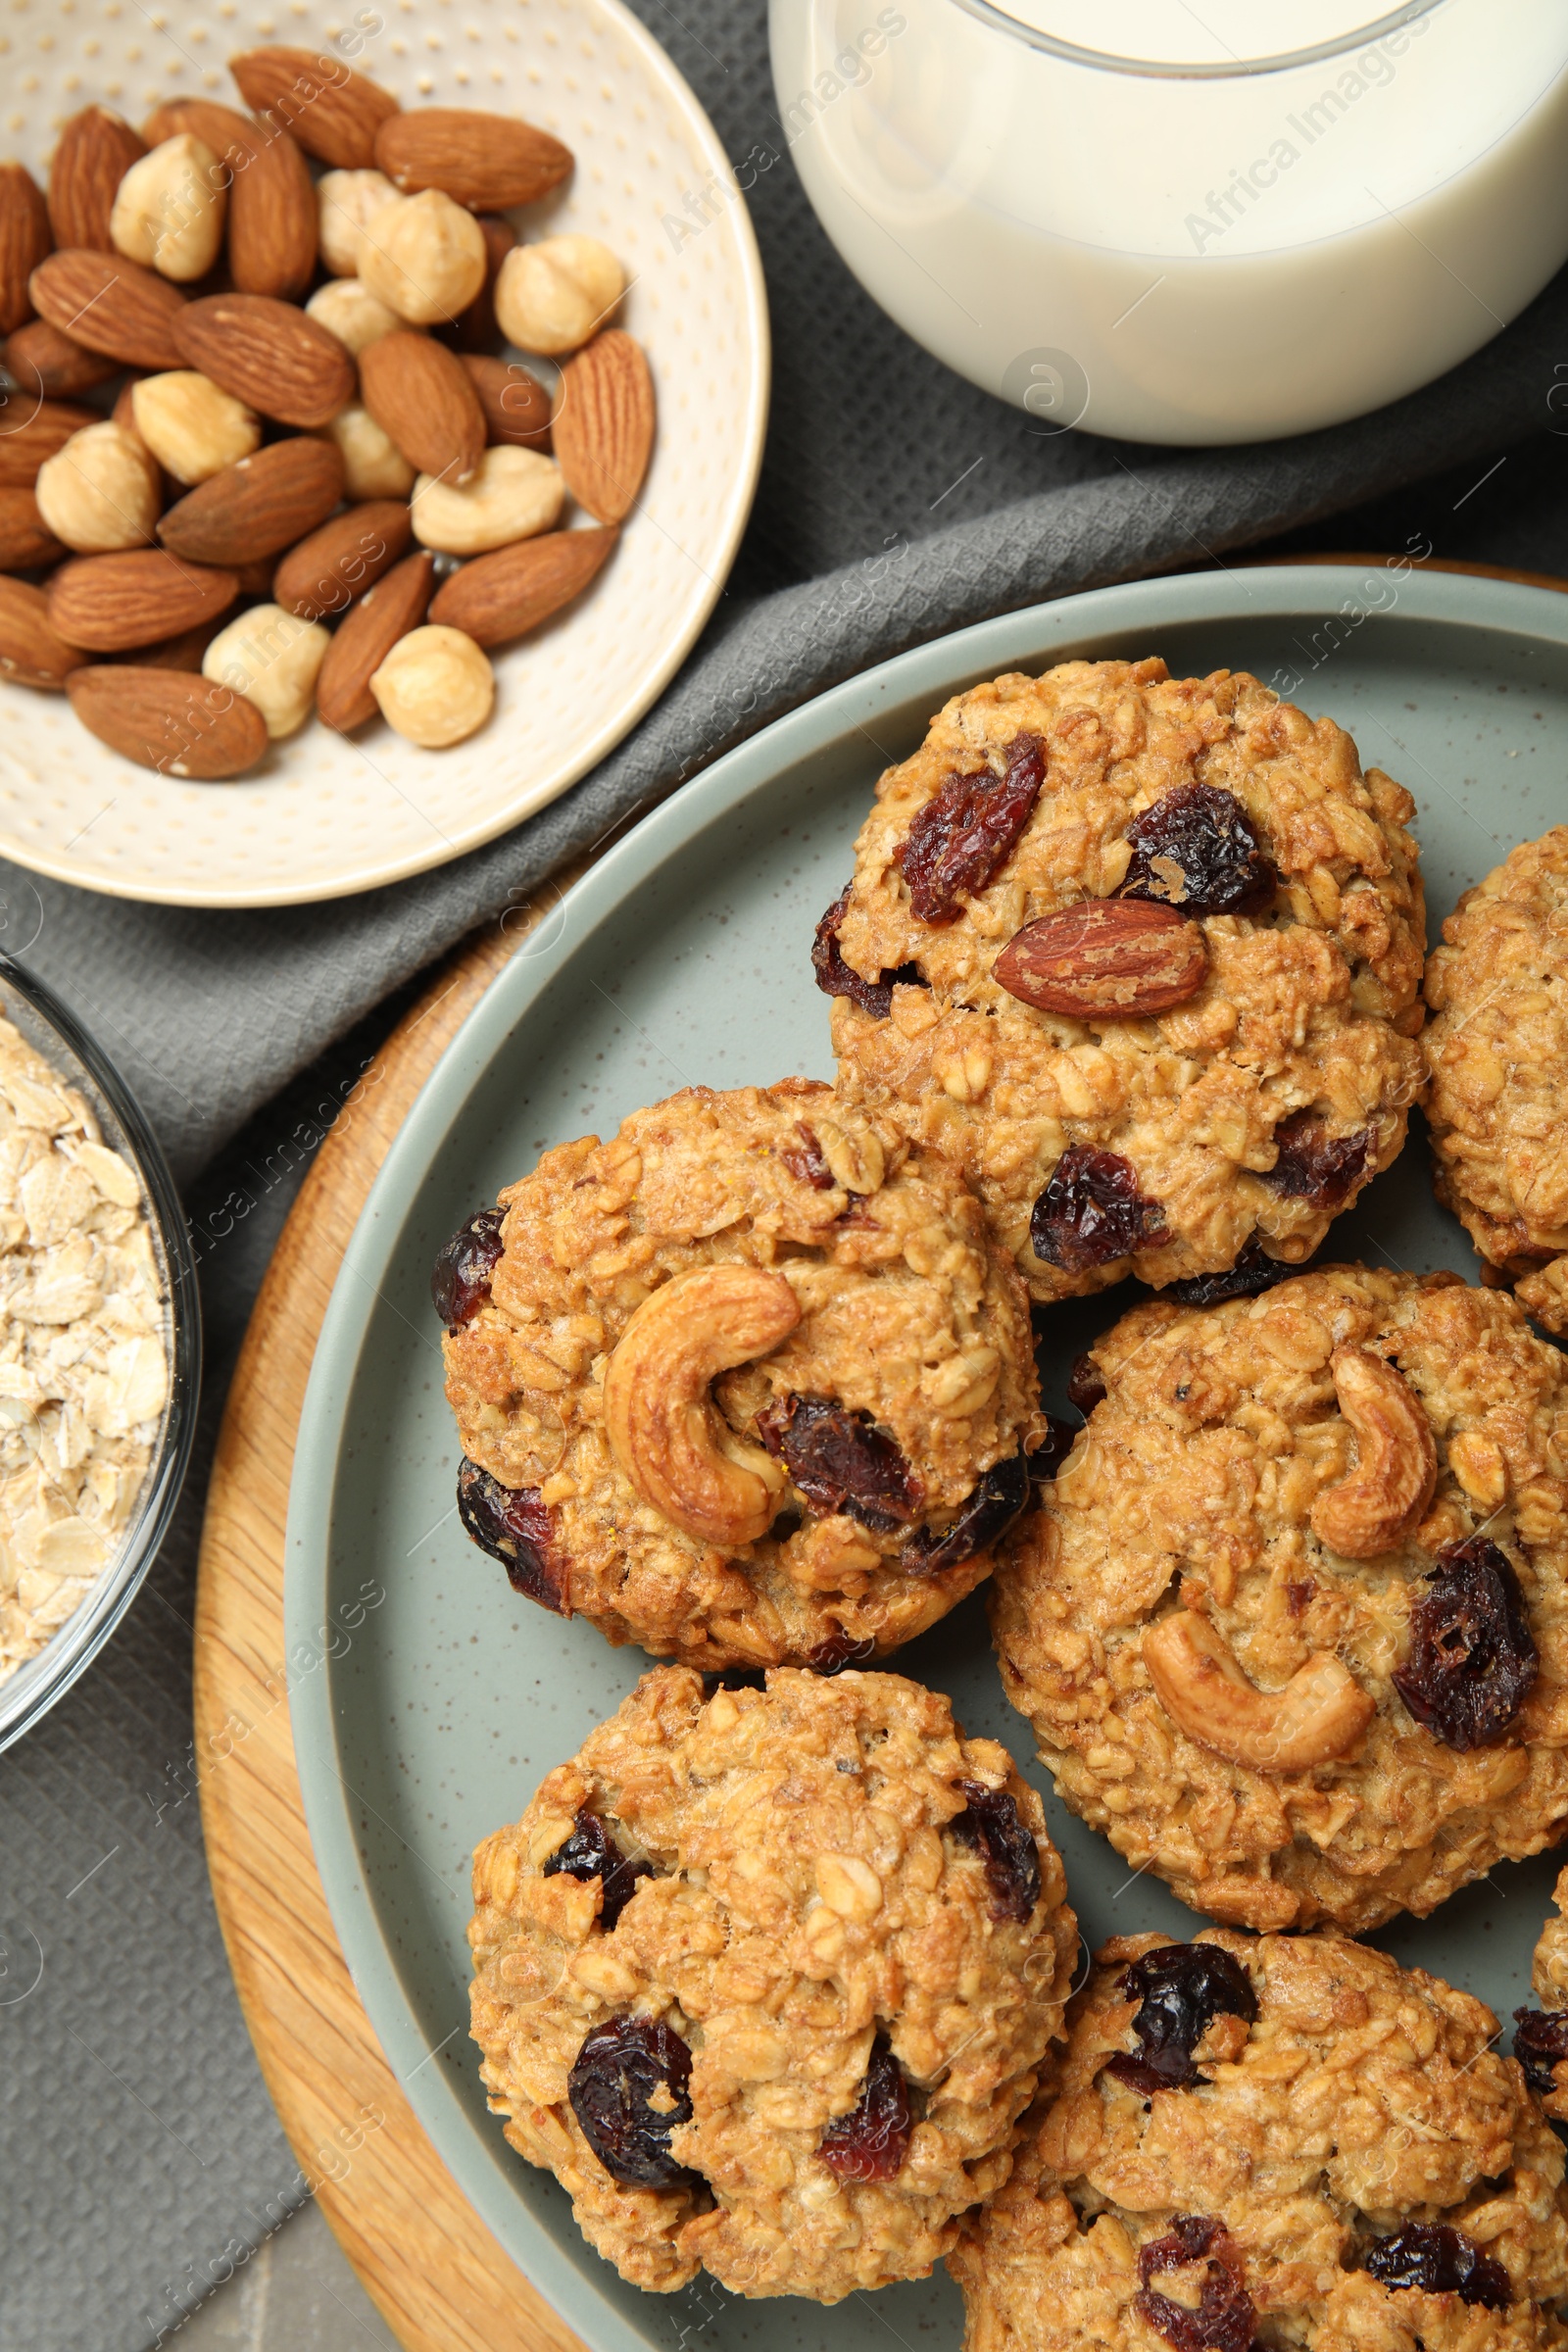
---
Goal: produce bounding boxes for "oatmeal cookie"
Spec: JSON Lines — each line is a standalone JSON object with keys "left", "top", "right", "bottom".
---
{"left": 820, "top": 658, "right": 1426, "bottom": 1302}
{"left": 991, "top": 1264, "right": 1568, "bottom": 1934}
{"left": 466, "top": 1665, "right": 1078, "bottom": 2300}
{"left": 1515, "top": 1868, "right": 1568, "bottom": 2125}
{"left": 1425, "top": 827, "right": 1568, "bottom": 1335}
{"left": 950, "top": 1927, "right": 1568, "bottom": 2352}
{"left": 438, "top": 1082, "right": 1044, "bottom": 1668}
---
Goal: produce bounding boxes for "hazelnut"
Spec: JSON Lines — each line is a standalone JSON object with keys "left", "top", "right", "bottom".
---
{"left": 34, "top": 420, "right": 159, "bottom": 554}
{"left": 202, "top": 603, "right": 330, "bottom": 739}
{"left": 305, "top": 278, "right": 402, "bottom": 357}
{"left": 494, "top": 235, "right": 625, "bottom": 356}
{"left": 369, "top": 623, "right": 493, "bottom": 748}
{"left": 316, "top": 403, "right": 416, "bottom": 502}
{"left": 411, "top": 446, "right": 564, "bottom": 556}
{"left": 316, "top": 167, "right": 397, "bottom": 276}
{"left": 358, "top": 190, "right": 487, "bottom": 327}
{"left": 109, "top": 133, "right": 226, "bottom": 283}
{"left": 130, "top": 371, "right": 261, "bottom": 486}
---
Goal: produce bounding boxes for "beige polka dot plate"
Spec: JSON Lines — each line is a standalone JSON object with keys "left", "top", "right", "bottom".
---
{"left": 0, "top": 0, "right": 767, "bottom": 906}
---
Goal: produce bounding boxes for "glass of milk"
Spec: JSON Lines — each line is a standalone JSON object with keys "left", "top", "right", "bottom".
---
{"left": 768, "top": 0, "right": 1568, "bottom": 443}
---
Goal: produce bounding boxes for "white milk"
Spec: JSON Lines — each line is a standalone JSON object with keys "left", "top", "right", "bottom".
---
{"left": 768, "top": 0, "right": 1568, "bottom": 442}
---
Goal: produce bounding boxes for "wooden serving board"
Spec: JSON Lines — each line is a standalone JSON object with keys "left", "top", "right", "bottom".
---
{"left": 191, "top": 556, "right": 1566, "bottom": 2352}
{"left": 194, "top": 880, "right": 591, "bottom": 2352}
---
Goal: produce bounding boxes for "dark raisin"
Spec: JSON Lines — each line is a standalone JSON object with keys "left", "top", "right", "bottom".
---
{"left": 1263, "top": 1111, "right": 1369, "bottom": 1210}
{"left": 1103, "top": 1943, "right": 1258, "bottom": 2095}
{"left": 1120, "top": 782, "right": 1276, "bottom": 918}
{"left": 948, "top": 1781, "right": 1041, "bottom": 1923}
{"left": 456, "top": 1459, "right": 567, "bottom": 1613}
{"left": 544, "top": 1809, "right": 654, "bottom": 1932}
{"left": 810, "top": 885, "right": 923, "bottom": 1019}
{"left": 780, "top": 1121, "right": 834, "bottom": 1189}
{"left": 757, "top": 1395, "right": 921, "bottom": 1532}
{"left": 1135, "top": 2215, "right": 1256, "bottom": 2352}
{"left": 1168, "top": 1242, "right": 1296, "bottom": 1306}
{"left": 1393, "top": 1536, "right": 1538, "bottom": 1751}
{"left": 805, "top": 1632, "right": 878, "bottom": 1674}
{"left": 1513, "top": 2006, "right": 1568, "bottom": 2101}
{"left": 1285, "top": 1578, "right": 1317, "bottom": 1618}
{"left": 1065, "top": 1349, "right": 1107, "bottom": 1415}
{"left": 1031, "top": 1146, "right": 1168, "bottom": 1275}
{"left": 1026, "top": 1417, "right": 1080, "bottom": 1494}
{"left": 567, "top": 2014, "right": 700, "bottom": 2191}
{"left": 896, "top": 732, "right": 1046, "bottom": 924}
{"left": 818, "top": 2033, "right": 911, "bottom": 2180}
{"left": 1362, "top": 2222, "right": 1510, "bottom": 2309}
{"left": 901, "top": 1452, "right": 1030, "bottom": 1574}
{"left": 431, "top": 1204, "right": 506, "bottom": 1329}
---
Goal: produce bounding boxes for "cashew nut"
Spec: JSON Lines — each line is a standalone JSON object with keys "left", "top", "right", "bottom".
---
{"left": 604, "top": 1264, "right": 800, "bottom": 1544}
{"left": 1309, "top": 1346, "right": 1437, "bottom": 1561}
{"left": 1143, "top": 1610, "right": 1375, "bottom": 1773}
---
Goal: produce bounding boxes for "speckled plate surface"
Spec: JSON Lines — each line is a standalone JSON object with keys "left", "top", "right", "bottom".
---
{"left": 0, "top": 0, "right": 766, "bottom": 907}
{"left": 289, "top": 566, "right": 1568, "bottom": 2351}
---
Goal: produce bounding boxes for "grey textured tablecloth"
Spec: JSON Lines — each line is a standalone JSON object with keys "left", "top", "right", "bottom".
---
{"left": 5, "top": 3, "right": 1568, "bottom": 2343}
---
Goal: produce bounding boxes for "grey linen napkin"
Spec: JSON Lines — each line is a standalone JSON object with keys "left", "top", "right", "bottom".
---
{"left": 4, "top": 2, "right": 1568, "bottom": 2345}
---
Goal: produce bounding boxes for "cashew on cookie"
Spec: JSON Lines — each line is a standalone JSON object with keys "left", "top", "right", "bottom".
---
{"left": 436, "top": 1082, "right": 1047, "bottom": 1666}
{"left": 1425, "top": 824, "right": 1568, "bottom": 1335}
{"left": 949, "top": 1928, "right": 1568, "bottom": 2352}
{"left": 991, "top": 1265, "right": 1568, "bottom": 1934}
{"left": 467, "top": 1667, "right": 1078, "bottom": 2300}
{"left": 817, "top": 657, "right": 1427, "bottom": 1302}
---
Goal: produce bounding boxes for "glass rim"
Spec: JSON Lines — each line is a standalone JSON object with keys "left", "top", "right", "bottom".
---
{"left": 0, "top": 951, "right": 201, "bottom": 1756}
{"left": 943, "top": 0, "right": 1444, "bottom": 79}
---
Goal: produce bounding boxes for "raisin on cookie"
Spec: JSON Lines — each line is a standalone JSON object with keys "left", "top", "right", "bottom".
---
{"left": 1425, "top": 827, "right": 1568, "bottom": 1335}
{"left": 1515, "top": 1866, "right": 1568, "bottom": 2125}
{"left": 467, "top": 1666, "right": 1078, "bottom": 2299}
{"left": 949, "top": 1928, "right": 1568, "bottom": 2352}
{"left": 820, "top": 658, "right": 1426, "bottom": 1303}
{"left": 991, "top": 1265, "right": 1568, "bottom": 1934}
{"left": 438, "top": 1082, "right": 1044, "bottom": 1668}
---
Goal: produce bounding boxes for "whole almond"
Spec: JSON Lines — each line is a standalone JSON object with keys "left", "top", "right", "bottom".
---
{"left": 0, "top": 166, "right": 52, "bottom": 338}
{"left": 461, "top": 353, "right": 552, "bottom": 451}
{"left": 993, "top": 899, "right": 1208, "bottom": 1017}
{"left": 273, "top": 500, "right": 412, "bottom": 621}
{"left": 374, "top": 109, "right": 572, "bottom": 212}
{"left": 0, "top": 490, "right": 65, "bottom": 572}
{"left": 0, "top": 577, "right": 86, "bottom": 688}
{"left": 30, "top": 249, "right": 186, "bottom": 369}
{"left": 359, "top": 331, "right": 484, "bottom": 484}
{"left": 428, "top": 526, "right": 616, "bottom": 648}
{"left": 158, "top": 436, "right": 345, "bottom": 564}
{"left": 228, "top": 47, "right": 399, "bottom": 170}
{"left": 316, "top": 548, "right": 434, "bottom": 731}
{"left": 173, "top": 292, "right": 355, "bottom": 429}
{"left": 443, "top": 216, "right": 514, "bottom": 354}
{"left": 68, "top": 663, "right": 269, "bottom": 777}
{"left": 143, "top": 100, "right": 316, "bottom": 300}
{"left": 48, "top": 107, "right": 147, "bottom": 253}
{"left": 551, "top": 329, "right": 654, "bottom": 525}
{"left": 3, "top": 318, "right": 119, "bottom": 399}
{"left": 0, "top": 397, "right": 105, "bottom": 491}
{"left": 48, "top": 550, "right": 240, "bottom": 651}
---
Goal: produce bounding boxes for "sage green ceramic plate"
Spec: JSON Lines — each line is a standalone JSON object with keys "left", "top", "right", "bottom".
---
{"left": 288, "top": 564, "right": 1568, "bottom": 2352}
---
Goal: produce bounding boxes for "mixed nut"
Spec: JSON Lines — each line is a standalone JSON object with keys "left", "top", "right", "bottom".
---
{"left": 0, "top": 53, "right": 656, "bottom": 776}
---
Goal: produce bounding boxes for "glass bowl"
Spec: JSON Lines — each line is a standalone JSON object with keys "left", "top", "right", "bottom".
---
{"left": 0, "top": 955, "right": 200, "bottom": 1756}
{"left": 770, "top": 0, "right": 1568, "bottom": 443}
